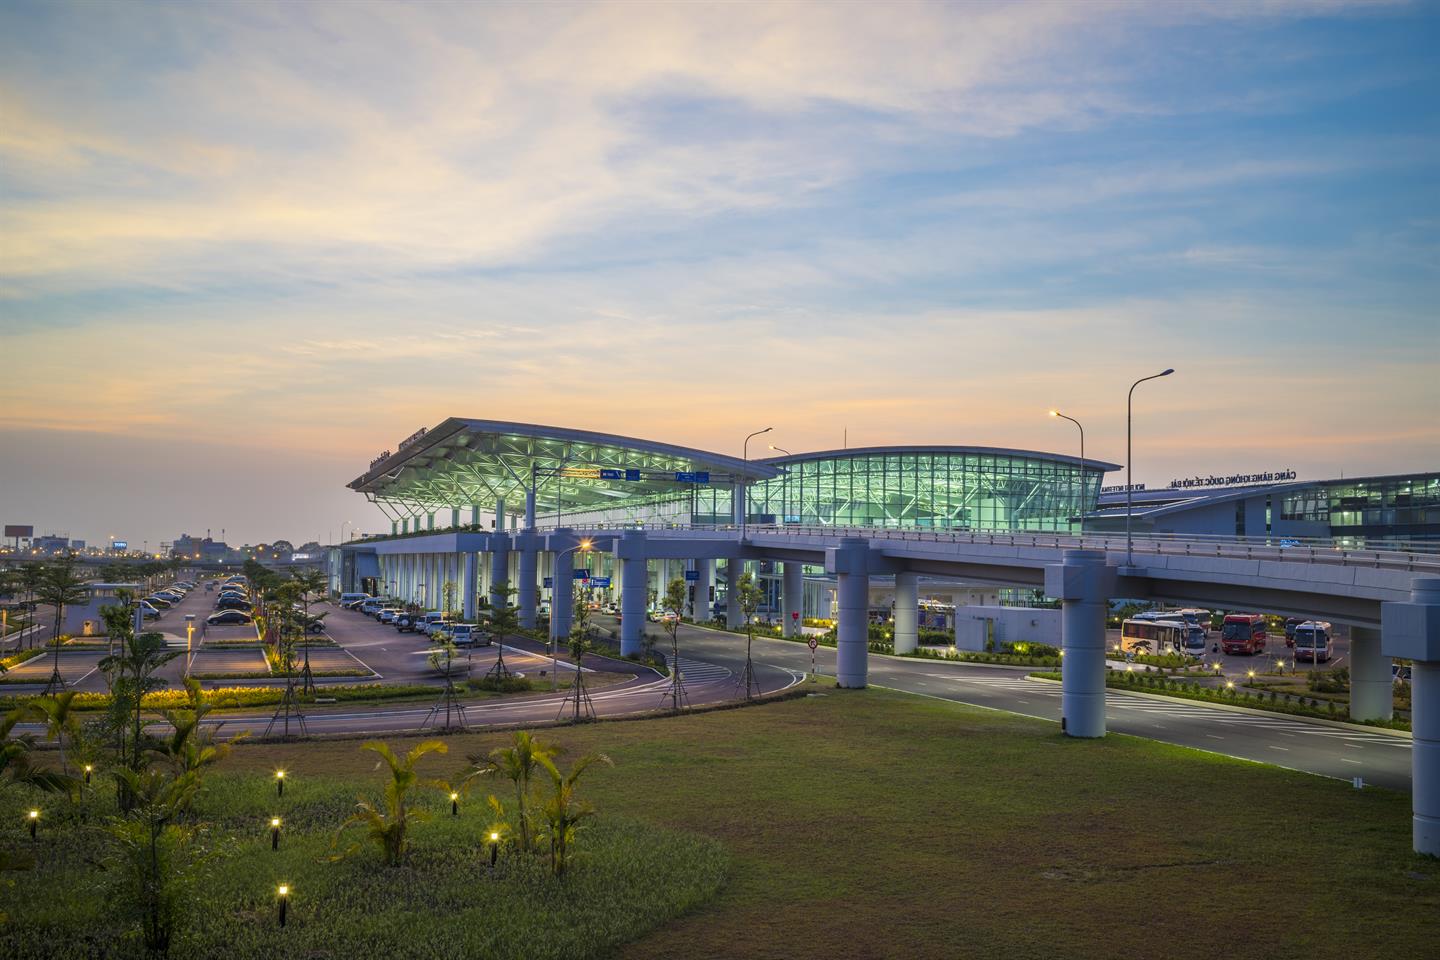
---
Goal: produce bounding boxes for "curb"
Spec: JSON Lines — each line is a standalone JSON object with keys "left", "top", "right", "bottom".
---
{"left": 1026, "top": 675, "right": 1412, "bottom": 739}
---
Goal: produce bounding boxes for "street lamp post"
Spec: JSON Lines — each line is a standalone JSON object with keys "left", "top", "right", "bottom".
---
{"left": 1048, "top": 410, "right": 1086, "bottom": 523}
{"left": 768, "top": 444, "right": 791, "bottom": 524}
{"left": 548, "top": 539, "right": 593, "bottom": 690}
{"left": 340, "top": 520, "right": 353, "bottom": 543}
{"left": 740, "top": 427, "right": 773, "bottom": 541}
{"left": 1126, "top": 369, "right": 1175, "bottom": 565}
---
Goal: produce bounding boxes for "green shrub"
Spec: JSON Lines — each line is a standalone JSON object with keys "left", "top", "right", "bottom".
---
{"left": 467, "top": 675, "right": 535, "bottom": 694}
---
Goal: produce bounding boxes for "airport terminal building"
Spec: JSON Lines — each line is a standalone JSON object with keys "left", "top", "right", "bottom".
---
{"left": 336, "top": 417, "right": 1438, "bottom": 624}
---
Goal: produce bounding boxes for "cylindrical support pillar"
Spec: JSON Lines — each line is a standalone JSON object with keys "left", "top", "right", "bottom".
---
{"left": 893, "top": 571, "right": 919, "bottom": 655}
{"left": 1350, "top": 625, "right": 1393, "bottom": 722}
{"left": 488, "top": 534, "right": 510, "bottom": 606}
{"left": 493, "top": 498, "right": 506, "bottom": 532}
{"left": 726, "top": 559, "right": 745, "bottom": 629}
{"left": 833, "top": 539, "right": 870, "bottom": 688}
{"left": 617, "top": 530, "right": 649, "bottom": 657}
{"left": 516, "top": 535, "right": 539, "bottom": 629}
{"left": 462, "top": 552, "right": 478, "bottom": 621}
{"left": 1384, "top": 577, "right": 1440, "bottom": 854}
{"left": 782, "top": 561, "right": 804, "bottom": 638}
{"left": 551, "top": 539, "right": 575, "bottom": 639}
{"left": 692, "top": 559, "right": 713, "bottom": 621}
{"left": 1055, "top": 549, "right": 1110, "bottom": 738}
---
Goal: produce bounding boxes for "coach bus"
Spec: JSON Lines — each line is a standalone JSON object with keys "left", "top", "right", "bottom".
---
{"left": 1120, "top": 618, "right": 1206, "bottom": 658}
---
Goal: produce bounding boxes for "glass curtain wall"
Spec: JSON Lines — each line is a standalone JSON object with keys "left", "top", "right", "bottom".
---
{"left": 746, "top": 451, "right": 1100, "bottom": 532}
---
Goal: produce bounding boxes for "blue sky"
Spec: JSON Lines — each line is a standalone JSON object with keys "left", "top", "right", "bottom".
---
{"left": 0, "top": 0, "right": 1436, "bottom": 545}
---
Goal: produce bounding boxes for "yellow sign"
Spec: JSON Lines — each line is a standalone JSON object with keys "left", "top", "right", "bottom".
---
{"left": 556, "top": 468, "right": 602, "bottom": 479}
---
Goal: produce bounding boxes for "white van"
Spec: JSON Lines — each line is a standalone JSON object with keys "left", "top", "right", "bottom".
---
{"left": 1294, "top": 621, "right": 1334, "bottom": 663}
{"left": 339, "top": 592, "right": 370, "bottom": 608}
{"left": 448, "top": 624, "right": 492, "bottom": 647}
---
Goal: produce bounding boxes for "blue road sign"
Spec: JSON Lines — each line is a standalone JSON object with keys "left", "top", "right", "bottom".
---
{"left": 573, "top": 569, "right": 591, "bottom": 580}
{"left": 589, "top": 576, "right": 611, "bottom": 588}
{"left": 684, "top": 570, "right": 699, "bottom": 581}
{"left": 625, "top": 468, "right": 641, "bottom": 481}
{"left": 675, "top": 471, "right": 710, "bottom": 483}
{"left": 599, "top": 469, "right": 621, "bottom": 480}
{"left": 543, "top": 577, "right": 553, "bottom": 588}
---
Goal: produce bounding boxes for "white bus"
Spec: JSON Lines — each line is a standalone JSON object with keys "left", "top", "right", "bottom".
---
{"left": 1120, "top": 618, "right": 1206, "bottom": 658}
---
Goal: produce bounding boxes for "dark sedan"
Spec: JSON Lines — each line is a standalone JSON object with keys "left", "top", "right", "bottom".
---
{"left": 207, "top": 610, "right": 253, "bottom": 626}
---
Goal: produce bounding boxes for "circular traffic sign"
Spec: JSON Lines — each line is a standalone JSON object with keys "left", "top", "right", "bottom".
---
{"left": 808, "top": 638, "right": 818, "bottom": 651}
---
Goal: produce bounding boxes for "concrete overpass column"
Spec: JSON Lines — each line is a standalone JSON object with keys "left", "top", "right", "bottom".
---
{"left": 494, "top": 498, "right": 506, "bottom": 532}
{"left": 516, "top": 533, "right": 539, "bottom": 629}
{"left": 549, "top": 530, "right": 576, "bottom": 639}
{"left": 617, "top": 530, "right": 648, "bottom": 657}
{"left": 893, "top": 571, "right": 919, "bottom": 655}
{"left": 488, "top": 534, "right": 511, "bottom": 607}
{"left": 450, "top": 507, "right": 460, "bottom": 528}
{"left": 462, "top": 552, "right": 478, "bottom": 621}
{"left": 692, "top": 559, "right": 713, "bottom": 621}
{"left": 1350, "top": 626, "right": 1393, "bottom": 722}
{"left": 782, "top": 561, "right": 804, "bottom": 638}
{"left": 832, "top": 538, "right": 870, "bottom": 688}
{"left": 726, "top": 559, "right": 745, "bottom": 628}
{"left": 1046, "top": 549, "right": 1112, "bottom": 739}
{"left": 470, "top": 504, "right": 480, "bottom": 527}
{"left": 1382, "top": 577, "right": 1440, "bottom": 855}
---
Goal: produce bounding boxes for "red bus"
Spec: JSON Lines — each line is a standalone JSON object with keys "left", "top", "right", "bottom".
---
{"left": 1221, "top": 614, "right": 1267, "bottom": 655}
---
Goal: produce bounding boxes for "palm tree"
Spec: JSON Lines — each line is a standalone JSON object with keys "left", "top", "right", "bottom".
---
{"left": 152, "top": 679, "right": 247, "bottom": 788}
{"left": 333, "top": 740, "right": 448, "bottom": 866}
{"left": 465, "top": 730, "right": 558, "bottom": 854}
{"left": 99, "top": 631, "right": 180, "bottom": 805}
{"left": 291, "top": 568, "right": 328, "bottom": 694}
{"left": 15, "top": 563, "right": 45, "bottom": 649}
{"left": 37, "top": 558, "right": 89, "bottom": 693}
{"left": 23, "top": 691, "right": 80, "bottom": 774}
{"left": 736, "top": 572, "right": 765, "bottom": 699}
{"left": 536, "top": 752, "right": 612, "bottom": 877}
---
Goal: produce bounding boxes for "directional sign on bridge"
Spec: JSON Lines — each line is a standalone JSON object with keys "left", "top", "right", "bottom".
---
{"left": 684, "top": 570, "right": 699, "bottom": 581}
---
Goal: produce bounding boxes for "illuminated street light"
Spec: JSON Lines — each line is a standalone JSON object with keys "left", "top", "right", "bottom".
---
{"left": 1048, "top": 410, "right": 1086, "bottom": 503}
{"left": 271, "top": 816, "right": 282, "bottom": 851}
{"left": 275, "top": 770, "right": 286, "bottom": 797}
{"left": 28, "top": 809, "right": 39, "bottom": 841}
{"left": 489, "top": 830, "right": 500, "bottom": 867}
{"left": 450, "top": 792, "right": 460, "bottom": 817}
{"left": 83, "top": 764, "right": 93, "bottom": 787}
{"left": 277, "top": 884, "right": 290, "bottom": 927}
{"left": 1125, "top": 369, "right": 1175, "bottom": 564}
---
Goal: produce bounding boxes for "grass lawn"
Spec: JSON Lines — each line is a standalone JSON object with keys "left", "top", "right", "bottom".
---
{"left": 6, "top": 688, "right": 1437, "bottom": 958}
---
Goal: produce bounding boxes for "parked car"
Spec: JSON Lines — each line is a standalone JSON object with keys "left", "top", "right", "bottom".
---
{"left": 1393, "top": 664, "right": 1413, "bottom": 683}
{"left": 137, "top": 603, "right": 162, "bottom": 620}
{"left": 143, "top": 596, "right": 173, "bottom": 609}
{"left": 207, "top": 610, "right": 253, "bottom": 625}
{"left": 378, "top": 608, "right": 402, "bottom": 624}
{"left": 215, "top": 598, "right": 253, "bottom": 612}
{"left": 447, "top": 624, "right": 492, "bottom": 647}
{"left": 421, "top": 619, "right": 455, "bottom": 638}
{"left": 394, "top": 613, "right": 419, "bottom": 632}
{"left": 339, "top": 592, "right": 371, "bottom": 608}
{"left": 659, "top": 611, "right": 680, "bottom": 625}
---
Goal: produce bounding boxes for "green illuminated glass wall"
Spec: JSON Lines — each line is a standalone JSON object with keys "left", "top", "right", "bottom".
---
{"left": 739, "top": 451, "right": 1102, "bottom": 532}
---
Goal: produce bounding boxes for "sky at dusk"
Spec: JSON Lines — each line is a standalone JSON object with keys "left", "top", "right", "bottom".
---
{"left": 1, "top": 0, "right": 1437, "bottom": 548}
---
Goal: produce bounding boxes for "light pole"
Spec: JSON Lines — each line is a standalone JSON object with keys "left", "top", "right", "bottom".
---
{"left": 740, "top": 427, "right": 772, "bottom": 540}
{"left": 769, "top": 444, "right": 791, "bottom": 524}
{"left": 549, "top": 539, "right": 593, "bottom": 690}
{"left": 340, "top": 520, "right": 353, "bottom": 543}
{"left": 1048, "top": 410, "right": 1086, "bottom": 525}
{"left": 1126, "top": 369, "right": 1175, "bottom": 565}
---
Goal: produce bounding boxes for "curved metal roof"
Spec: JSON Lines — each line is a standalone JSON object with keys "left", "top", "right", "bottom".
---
{"left": 757, "top": 445, "right": 1119, "bottom": 473}
{"left": 349, "top": 417, "right": 777, "bottom": 517}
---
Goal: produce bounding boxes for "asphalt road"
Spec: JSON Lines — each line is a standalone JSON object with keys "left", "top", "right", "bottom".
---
{"left": 6, "top": 594, "right": 1412, "bottom": 792}
{"left": 666, "top": 620, "right": 1412, "bottom": 791}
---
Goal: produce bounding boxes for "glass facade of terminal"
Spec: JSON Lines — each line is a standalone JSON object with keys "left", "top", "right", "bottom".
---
{"left": 734, "top": 450, "right": 1103, "bottom": 532}
{"left": 1279, "top": 473, "right": 1440, "bottom": 543}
